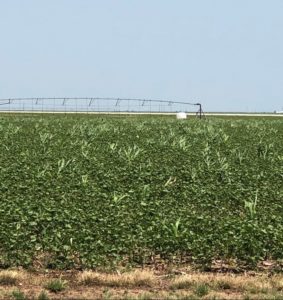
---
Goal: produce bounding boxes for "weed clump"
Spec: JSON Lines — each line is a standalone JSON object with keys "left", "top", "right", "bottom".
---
{"left": 38, "top": 290, "right": 50, "bottom": 300}
{"left": 194, "top": 283, "right": 209, "bottom": 297}
{"left": 11, "top": 290, "right": 27, "bottom": 300}
{"left": 45, "top": 278, "right": 67, "bottom": 293}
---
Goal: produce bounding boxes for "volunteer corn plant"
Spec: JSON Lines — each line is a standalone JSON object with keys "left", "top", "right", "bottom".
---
{"left": 0, "top": 114, "right": 282, "bottom": 269}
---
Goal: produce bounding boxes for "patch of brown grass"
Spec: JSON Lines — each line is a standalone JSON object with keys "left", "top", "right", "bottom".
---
{"left": 270, "top": 276, "right": 283, "bottom": 291}
{"left": 0, "top": 270, "right": 25, "bottom": 286}
{"left": 169, "top": 275, "right": 195, "bottom": 290}
{"left": 169, "top": 272, "right": 275, "bottom": 295}
{"left": 78, "top": 270, "right": 156, "bottom": 288}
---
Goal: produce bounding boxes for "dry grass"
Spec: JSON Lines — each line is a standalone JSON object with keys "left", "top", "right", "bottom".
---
{"left": 169, "top": 275, "right": 195, "bottom": 290}
{"left": 78, "top": 269, "right": 156, "bottom": 288}
{"left": 0, "top": 269, "right": 282, "bottom": 299}
{"left": 0, "top": 270, "right": 25, "bottom": 286}
{"left": 271, "top": 276, "right": 283, "bottom": 291}
{"left": 169, "top": 272, "right": 278, "bottom": 295}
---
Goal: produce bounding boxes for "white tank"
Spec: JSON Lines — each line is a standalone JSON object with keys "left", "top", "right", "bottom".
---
{"left": 176, "top": 112, "right": 187, "bottom": 119}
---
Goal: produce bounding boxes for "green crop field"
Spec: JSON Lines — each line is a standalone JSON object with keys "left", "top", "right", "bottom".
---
{"left": 0, "top": 114, "right": 282, "bottom": 270}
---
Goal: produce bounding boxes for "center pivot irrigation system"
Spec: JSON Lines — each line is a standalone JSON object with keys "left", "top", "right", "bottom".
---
{"left": 0, "top": 97, "right": 205, "bottom": 118}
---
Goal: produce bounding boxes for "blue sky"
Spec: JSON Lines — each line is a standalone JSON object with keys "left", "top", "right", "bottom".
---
{"left": 0, "top": 0, "right": 283, "bottom": 112}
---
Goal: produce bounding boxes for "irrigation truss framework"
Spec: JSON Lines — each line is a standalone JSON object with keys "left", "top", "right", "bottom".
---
{"left": 0, "top": 97, "right": 204, "bottom": 118}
